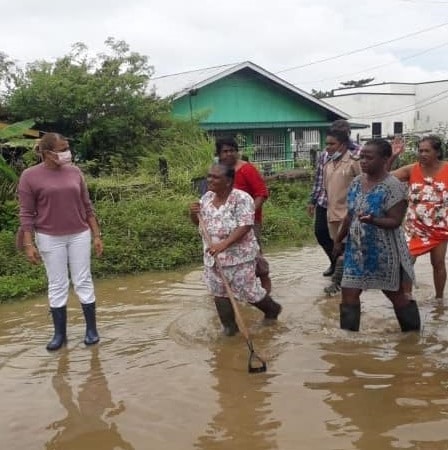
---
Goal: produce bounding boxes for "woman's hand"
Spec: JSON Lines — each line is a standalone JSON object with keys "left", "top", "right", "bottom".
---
{"left": 25, "top": 245, "right": 41, "bottom": 265}
{"left": 207, "top": 241, "right": 227, "bottom": 257}
{"left": 93, "top": 236, "right": 103, "bottom": 257}
{"left": 392, "top": 136, "right": 405, "bottom": 157}
{"left": 189, "top": 202, "right": 200, "bottom": 215}
{"left": 359, "top": 214, "right": 374, "bottom": 224}
{"left": 332, "top": 242, "right": 344, "bottom": 259}
{"left": 189, "top": 202, "right": 201, "bottom": 225}
{"left": 306, "top": 204, "right": 315, "bottom": 217}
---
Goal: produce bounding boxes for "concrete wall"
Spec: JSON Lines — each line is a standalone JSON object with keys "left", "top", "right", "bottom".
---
{"left": 414, "top": 80, "right": 448, "bottom": 134}
{"left": 326, "top": 80, "right": 448, "bottom": 139}
{"left": 326, "top": 93, "right": 416, "bottom": 139}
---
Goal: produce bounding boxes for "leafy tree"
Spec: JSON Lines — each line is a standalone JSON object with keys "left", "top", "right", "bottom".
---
{"left": 0, "top": 52, "right": 16, "bottom": 118}
{"left": 311, "top": 89, "right": 333, "bottom": 99}
{"left": 0, "top": 154, "right": 16, "bottom": 182}
{"left": 0, "top": 120, "right": 36, "bottom": 181}
{"left": 5, "top": 38, "right": 172, "bottom": 172}
{"left": 339, "top": 78, "right": 375, "bottom": 88}
{"left": 0, "top": 121, "right": 36, "bottom": 229}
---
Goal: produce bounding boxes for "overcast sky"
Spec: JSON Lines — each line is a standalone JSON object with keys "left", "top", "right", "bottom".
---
{"left": 2, "top": 0, "right": 448, "bottom": 92}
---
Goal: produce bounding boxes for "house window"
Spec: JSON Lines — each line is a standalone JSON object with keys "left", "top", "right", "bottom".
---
{"left": 393, "top": 122, "right": 403, "bottom": 135}
{"left": 294, "top": 128, "right": 320, "bottom": 155}
{"left": 372, "top": 122, "right": 382, "bottom": 138}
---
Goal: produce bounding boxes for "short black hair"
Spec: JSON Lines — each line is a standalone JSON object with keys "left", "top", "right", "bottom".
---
{"left": 330, "top": 119, "right": 351, "bottom": 134}
{"left": 420, "top": 135, "right": 444, "bottom": 160}
{"left": 364, "top": 138, "right": 392, "bottom": 158}
{"left": 326, "top": 128, "right": 350, "bottom": 145}
{"left": 215, "top": 137, "right": 238, "bottom": 155}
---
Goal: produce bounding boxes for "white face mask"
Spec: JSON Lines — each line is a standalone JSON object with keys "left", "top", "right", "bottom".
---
{"left": 331, "top": 151, "right": 343, "bottom": 161}
{"left": 56, "top": 150, "right": 72, "bottom": 165}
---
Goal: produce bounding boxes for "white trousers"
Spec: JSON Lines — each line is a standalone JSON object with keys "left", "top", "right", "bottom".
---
{"left": 36, "top": 230, "right": 96, "bottom": 308}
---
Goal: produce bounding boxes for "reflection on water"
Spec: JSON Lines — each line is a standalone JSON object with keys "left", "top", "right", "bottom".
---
{"left": 2, "top": 248, "right": 448, "bottom": 449}
{"left": 45, "top": 347, "right": 133, "bottom": 450}
{"left": 305, "top": 337, "right": 448, "bottom": 449}
{"left": 195, "top": 338, "right": 281, "bottom": 450}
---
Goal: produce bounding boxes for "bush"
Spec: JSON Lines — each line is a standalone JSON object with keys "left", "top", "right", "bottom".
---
{"left": 0, "top": 230, "right": 47, "bottom": 301}
{"left": 0, "top": 177, "right": 314, "bottom": 302}
{"left": 93, "top": 194, "right": 202, "bottom": 275}
{"left": 263, "top": 180, "right": 314, "bottom": 245}
{"left": 0, "top": 200, "right": 19, "bottom": 232}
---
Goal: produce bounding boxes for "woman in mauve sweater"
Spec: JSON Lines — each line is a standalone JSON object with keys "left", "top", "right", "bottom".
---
{"left": 18, "top": 132, "right": 103, "bottom": 351}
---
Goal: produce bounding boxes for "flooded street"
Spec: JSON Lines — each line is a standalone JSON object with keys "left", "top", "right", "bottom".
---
{"left": 2, "top": 246, "right": 448, "bottom": 450}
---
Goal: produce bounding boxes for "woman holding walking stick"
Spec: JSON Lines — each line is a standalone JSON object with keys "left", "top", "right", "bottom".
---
{"left": 189, "top": 163, "right": 281, "bottom": 337}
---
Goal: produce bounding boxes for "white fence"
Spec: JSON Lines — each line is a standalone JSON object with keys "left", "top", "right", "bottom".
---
{"left": 240, "top": 143, "right": 294, "bottom": 175}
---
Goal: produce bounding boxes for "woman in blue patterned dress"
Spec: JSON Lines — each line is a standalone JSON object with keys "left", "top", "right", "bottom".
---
{"left": 333, "top": 139, "right": 420, "bottom": 332}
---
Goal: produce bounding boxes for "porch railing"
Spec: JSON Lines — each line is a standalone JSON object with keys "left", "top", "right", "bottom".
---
{"left": 240, "top": 143, "right": 294, "bottom": 175}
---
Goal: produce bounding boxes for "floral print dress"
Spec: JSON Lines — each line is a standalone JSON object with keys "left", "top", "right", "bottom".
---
{"left": 199, "top": 189, "right": 265, "bottom": 303}
{"left": 342, "top": 175, "right": 414, "bottom": 291}
{"left": 405, "top": 163, "right": 448, "bottom": 256}
{"left": 199, "top": 189, "right": 258, "bottom": 267}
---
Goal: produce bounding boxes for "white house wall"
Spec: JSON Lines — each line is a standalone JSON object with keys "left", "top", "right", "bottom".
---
{"left": 325, "top": 80, "right": 448, "bottom": 140}
{"left": 413, "top": 81, "right": 448, "bottom": 134}
{"left": 326, "top": 93, "right": 416, "bottom": 139}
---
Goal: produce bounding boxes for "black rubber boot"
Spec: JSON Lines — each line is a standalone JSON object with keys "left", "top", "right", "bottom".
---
{"left": 47, "top": 306, "right": 67, "bottom": 351}
{"left": 82, "top": 302, "right": 100, "bottom": 345}
{"left": 339, "top": 303, "right": 361, "bottom": 331}
{"left": 253, "top": 295, "right": 282, "bottom": 320}
{"left": 394, "top": 300, "right": 421, "bottom": 332}
{"left": 214, "top": 298, "right": 238, "bottom": 336}
{"left": 324, "top": 259, "right": 344, "bottom": 296}
{"left": 322, "top": 263, "right": 335, "bottom": 277}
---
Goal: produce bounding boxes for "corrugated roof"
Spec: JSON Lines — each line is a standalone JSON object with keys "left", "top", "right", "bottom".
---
{"left": 150, "top": 62, "right": 240, "bottom": 99}
{"left": 150, "top": 61, "right": 349, "bottom": 119}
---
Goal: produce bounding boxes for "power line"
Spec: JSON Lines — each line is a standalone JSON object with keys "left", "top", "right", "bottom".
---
{"left": 151, "top": 62, "right": 239, "bottom": 80}
{"left": 276, "top": 21, "right": 448, "bottom": 74}
{"left": 298, "top": 40, "right": 448, "bottom": 85}
{"left": 354, "top": 88, "right": 448, "bottom": 119}
{"left": 150, "top": 21, "right": 448, "bottom": 81}
{"left": 369, "top": 91, "right": 448, "bottom": 118}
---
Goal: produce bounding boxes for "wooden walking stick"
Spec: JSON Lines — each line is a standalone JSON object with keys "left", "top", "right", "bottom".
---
{"left": 198, "top": 215, "right": 267, "bottom": 374}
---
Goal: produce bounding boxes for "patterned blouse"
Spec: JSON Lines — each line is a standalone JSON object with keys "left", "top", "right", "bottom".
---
{"left": 199, "top": 189, "right": 259, "bottom": 267}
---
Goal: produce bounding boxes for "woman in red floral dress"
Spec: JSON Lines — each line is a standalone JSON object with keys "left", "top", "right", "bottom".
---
{"left": 392, "top": 136, "right": 448, "bottom": 300}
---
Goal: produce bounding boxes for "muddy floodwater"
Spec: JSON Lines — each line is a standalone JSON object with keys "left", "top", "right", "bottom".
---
{"left": 2, "top": 246, "right": 448, "bottom": 450}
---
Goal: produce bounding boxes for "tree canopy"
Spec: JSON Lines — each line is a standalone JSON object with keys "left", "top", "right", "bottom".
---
{"left": 311, "top": 77, "right": 375, "bottom": 99}
{"left": 339, "top": 78, "right": 375, "bottom": 88}
{"left": 5, "top": 38, "right": 174, "bottom": 171}
{"left": 310, "top": 89, "right": 333, "bottom": 99}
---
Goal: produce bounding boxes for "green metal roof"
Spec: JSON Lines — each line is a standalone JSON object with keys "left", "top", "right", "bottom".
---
{"left": 164, "top": 62, "right": 351, "bottom": 123}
